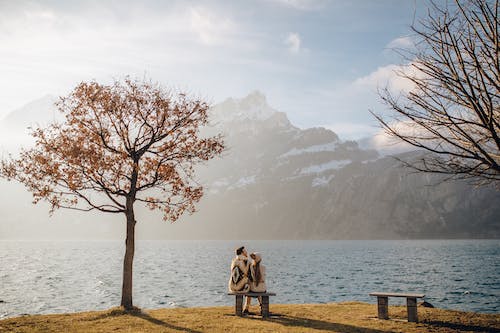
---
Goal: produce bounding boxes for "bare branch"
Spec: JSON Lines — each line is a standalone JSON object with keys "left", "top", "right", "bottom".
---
{"left": 374, "top": 0, "right": 500, "bottom": 185}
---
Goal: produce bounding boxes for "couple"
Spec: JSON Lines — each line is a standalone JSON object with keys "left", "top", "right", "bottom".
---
{"left": 228, "top": 246, "right": 266, "bottom": 314}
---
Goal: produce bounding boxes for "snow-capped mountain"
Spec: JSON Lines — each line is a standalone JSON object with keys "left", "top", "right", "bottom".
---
{"left": 202, "top": 91, "right": 378, "bottom": 192}
{"left": 182, "top": 92, "right": 499, "bottom": 239}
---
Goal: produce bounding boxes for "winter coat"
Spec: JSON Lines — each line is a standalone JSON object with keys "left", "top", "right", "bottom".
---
{"left": 228, "top": 255, "right": 250, "bottom": 292}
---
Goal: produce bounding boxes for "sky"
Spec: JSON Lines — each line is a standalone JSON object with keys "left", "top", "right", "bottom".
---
{"left": 0, "top": 0, "right": 430, "bottom": 140}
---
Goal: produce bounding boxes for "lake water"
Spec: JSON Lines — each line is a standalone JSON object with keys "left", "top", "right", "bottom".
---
{"left": 0, "top": 240, "right": 498, "bottom": 319}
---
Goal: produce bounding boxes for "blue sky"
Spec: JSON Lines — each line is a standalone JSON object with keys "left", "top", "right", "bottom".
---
{"left": 0, "top": 0, "right": 432, "bottom": 139}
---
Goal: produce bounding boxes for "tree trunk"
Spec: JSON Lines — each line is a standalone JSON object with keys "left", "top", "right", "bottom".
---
{"left": 121, "top": 201, "right": 136, "bottom": 310}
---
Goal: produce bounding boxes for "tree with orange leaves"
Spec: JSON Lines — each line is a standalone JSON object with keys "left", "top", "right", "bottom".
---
{"left": 1, "top": 78, "right": 225, "bottom": 310}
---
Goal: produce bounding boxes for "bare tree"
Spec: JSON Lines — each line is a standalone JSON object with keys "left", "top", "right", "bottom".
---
{"left": 373, "top": 0, "right": 499, "bottom": 185}
{"left": 1, "top": 78, "right": 225, "bottom": 310}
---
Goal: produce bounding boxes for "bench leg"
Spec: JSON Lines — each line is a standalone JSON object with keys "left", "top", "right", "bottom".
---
{"left": 235, "top": 295, "right": 243, "bottom": 316}
{"left": 407, "top": 297, "right": 418, "bottom": 322}
{"left": 261, "top": 296, "right": 270, "bottom": 318}
{"left": 377, "top": 296, "right": 389, "bottom": 320}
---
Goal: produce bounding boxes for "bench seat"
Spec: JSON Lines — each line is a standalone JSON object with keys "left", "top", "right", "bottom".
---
{"left": 369, "top": 292, "right": 425, "bottom": 322}
{"left": 228, "top": 292, "right": 276, "bottom": 318}
{"left": 369, "top": 292, "right": 425, "bottom": 298}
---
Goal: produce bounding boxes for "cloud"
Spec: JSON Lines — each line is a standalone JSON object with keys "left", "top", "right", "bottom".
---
{"left": 285, "top": 32, "right": 301, "bottom": 53}
{"left": 189, "top": 6, "right": 236, "bottom": 46}
{"left": 0, "top": 1, "right": 263, "bottom": 116}
{"left": 299, "top": 61, "right": 427, "bottom": 140}
{"left": 0, "top": 0, "right": 425, "bottom": 145}
{"left": 268, "top": 0, "right": 328, "bottom": 10}
{"left": 386, "top": 36, "right": 414, "bottom": 50}
{"left": 353, "top": 64, "right": 419, "bottom": 94}
{"left": 368, "top": 121, "right": 420, "bottom": 155}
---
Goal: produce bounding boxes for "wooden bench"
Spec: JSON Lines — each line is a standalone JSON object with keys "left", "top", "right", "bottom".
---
{"left": 228, "top": 292, "right": 276, "bottom": 318}
{"left": 369, "top": 292, "right": 425, "bottom": 322}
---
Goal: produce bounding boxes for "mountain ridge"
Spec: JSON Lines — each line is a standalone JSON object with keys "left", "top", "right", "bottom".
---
{"left": 0, "top": 92, "right": 498, "bottom": 240}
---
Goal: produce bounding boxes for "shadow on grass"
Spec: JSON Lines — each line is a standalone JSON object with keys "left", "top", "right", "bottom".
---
{"left": 132, "top": 312, "right": 203, "bottom": 333}
{"left": 250, "top": 314, "right": 396, "bottom": 333}
{"left": 88, "top": 308, "right": 202, "bottom": 333}
{"left": 424, "top": 320, "right": 500, "bottom": 333}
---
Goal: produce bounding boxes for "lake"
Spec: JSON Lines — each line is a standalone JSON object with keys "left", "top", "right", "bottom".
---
{"left": 0, "top": 239, "right": 498, "bottom": 319}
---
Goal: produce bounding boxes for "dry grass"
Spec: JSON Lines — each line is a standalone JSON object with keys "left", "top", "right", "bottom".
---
{"left": 0, "top": 302, "right": 499, "bottom": 333}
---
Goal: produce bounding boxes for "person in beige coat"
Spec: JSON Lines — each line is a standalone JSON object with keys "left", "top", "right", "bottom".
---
{"left": 228, "top": 246, "right": 250, "bottom": 293}
{"left": 244, "top": 252, "right": 267, "bottom": 314}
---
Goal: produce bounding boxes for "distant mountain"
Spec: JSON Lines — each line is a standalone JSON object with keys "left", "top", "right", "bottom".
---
{"left": 0, "top": 95, "right": 59, "bottom": 152}
{"left": 0, "top": 92, "right": 498, "bottom": 240}
{"left": 1, "top": 94, "right": 59, "bottom": 128}
{"left": 163, "top": 92, "right": 499, "bottom": 239}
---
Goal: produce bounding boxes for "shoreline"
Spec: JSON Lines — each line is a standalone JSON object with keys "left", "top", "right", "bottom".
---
{"left": 2, "top": 238, "right": 500, "bottom": 241}
{"left": 1, "top": 302, "right": 499, "bottom": 333}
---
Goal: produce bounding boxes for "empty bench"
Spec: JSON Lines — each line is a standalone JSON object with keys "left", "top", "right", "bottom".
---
{"left": 369, "top": 292, "right": 425, "bottom": 322}
{"left": 228, "top": 292, "right": 276, "bottom": 318}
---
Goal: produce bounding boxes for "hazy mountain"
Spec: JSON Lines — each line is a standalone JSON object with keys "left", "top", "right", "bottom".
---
{"left": 0, "top": 92, "right": 498, "bottom": 240}
{"left": 0, "top": 95, "right": 59, "bottom": 152}
{"left": 2, "top": 94, "right": 59, "bottom": 127}
{"left": 163, "top": 92, "right": 499, "bottom": 239}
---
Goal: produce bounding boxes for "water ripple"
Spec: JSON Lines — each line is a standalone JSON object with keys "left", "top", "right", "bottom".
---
{"left": 0, "top": 240, "right": 499, "bottom": 319}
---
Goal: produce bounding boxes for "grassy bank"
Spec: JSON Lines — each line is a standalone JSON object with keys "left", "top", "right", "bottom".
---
{"left": 1, "top": 302, "right": 499, "bottom": 333}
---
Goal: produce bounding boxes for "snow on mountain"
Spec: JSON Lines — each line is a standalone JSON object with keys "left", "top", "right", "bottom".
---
{"left": 311, "top": 175, "right": 334, "bottom": 187}
{"left": 280, "top": 141, "right": 339, "bottom": 158}
{"left": 299, "top": 159, "right": 352, "bottom": 175}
